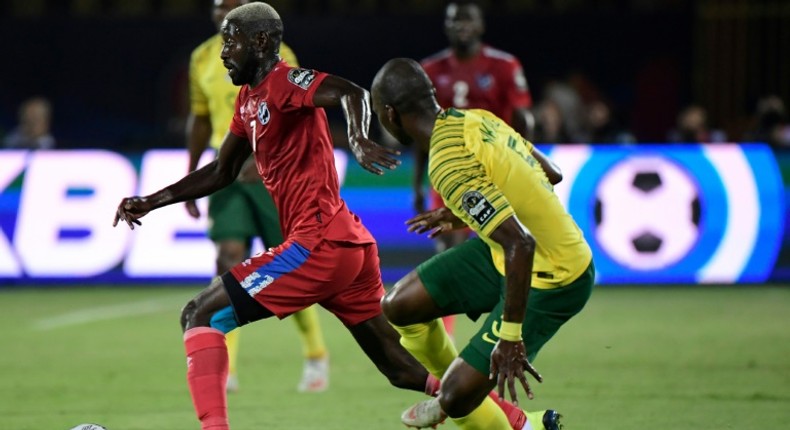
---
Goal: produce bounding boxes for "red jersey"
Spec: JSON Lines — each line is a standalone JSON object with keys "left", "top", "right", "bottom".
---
{"left": 229, "top": 61, "right": 374, "bottom": 250}
{"left": 421, "top": 45, "right": 532, "bottom": 125}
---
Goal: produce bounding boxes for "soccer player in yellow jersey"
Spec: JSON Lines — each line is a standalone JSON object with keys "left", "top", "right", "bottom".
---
{"left": 372, "top": 58, "right": 595, "bottom": 430}
{"left": 184, "top": 0, "right": 329, "bottom": 393}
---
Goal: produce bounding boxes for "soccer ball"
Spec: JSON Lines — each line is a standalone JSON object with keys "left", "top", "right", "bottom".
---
{"left": 594, "top": 155, "right": 700, "bottom": 270}
{"left": 69, "top": 424, "right": 108, "bottom": 430}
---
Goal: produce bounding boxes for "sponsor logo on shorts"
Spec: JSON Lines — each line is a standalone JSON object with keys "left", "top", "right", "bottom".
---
{"left": 287, "top": 68, "right": 317, "bottom": 89}
{"left": 247, "top": 274, "right": 275, "bottom": 296}
{"left": 482, "top": 319, "right": 502, "bottom": 344}
{"left": 462, "top": 190, "right": 496, "bottom": 226}
{"left": 240, "top": 272, "right": 261, "bottom": 290}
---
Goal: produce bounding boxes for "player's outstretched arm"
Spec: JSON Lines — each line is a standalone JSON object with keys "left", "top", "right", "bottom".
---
{"left": 487, "top": 216, "right": 542, "bottom": 406}
{"left": 511, "top": 107, "right": 536, "bottom": 142}
{"left": 531, "top": 146, "right": 563, "bottom": 185}
{"left": 113, "top": 132, "right": 251, "bottom": 230}
{"left": 312, "top": 75, "right": 401, "bottom": 175}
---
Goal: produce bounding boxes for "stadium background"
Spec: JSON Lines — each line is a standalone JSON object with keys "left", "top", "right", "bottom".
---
{"left": 1, "top": 0, "right": 789, "bottom": 286}
{"left": 0, "top": 1, "right": 789, "bottom": 430}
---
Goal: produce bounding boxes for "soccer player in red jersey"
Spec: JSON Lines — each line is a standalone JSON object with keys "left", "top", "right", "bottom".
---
{"left": 414, "top": 0, "right": 536, "bottom": 338}
{"left": 113, "top": 3, "right": 426, "bottom": 429}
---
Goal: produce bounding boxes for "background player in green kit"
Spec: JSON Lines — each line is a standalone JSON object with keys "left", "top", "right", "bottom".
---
{"left": 185, "top": 0, "right": 329, "bottom": 393}
{"left": 372, "top": 58, "right": 595, "bottom": 430}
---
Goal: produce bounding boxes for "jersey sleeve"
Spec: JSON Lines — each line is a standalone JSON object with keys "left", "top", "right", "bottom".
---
{"left": 271, "top": 67, "right": 329, "bottom": 112}
{"left": 430, "top": 141, "right": 516, "bottom": 239}
{"left": 501, "top": 59, "right": 532, "bottom": 110}
{"left": 189, "top": 49, "right": 210, "bottom": 116}
{"left": 229, "top": 91, "right": 246, "bottom": 137}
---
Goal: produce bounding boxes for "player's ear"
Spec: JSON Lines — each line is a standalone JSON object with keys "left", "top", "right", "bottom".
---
{"left": 253, "top": 31, "right": 269, "bottom": 53}
{"left": 386, "top": 105, "right": 401, "bottom": 128}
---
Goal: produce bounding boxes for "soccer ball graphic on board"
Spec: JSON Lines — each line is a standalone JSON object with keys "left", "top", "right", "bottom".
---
{"left": 594, "top": 155, "right": 701, "bottom": 271}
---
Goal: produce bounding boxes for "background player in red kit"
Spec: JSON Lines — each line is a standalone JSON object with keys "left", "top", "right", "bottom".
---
{"left": 414, "top": 0, "right": 535, "bottom": 337}
{"left": 113, "top": 3, "right": 428, "bottom": 429}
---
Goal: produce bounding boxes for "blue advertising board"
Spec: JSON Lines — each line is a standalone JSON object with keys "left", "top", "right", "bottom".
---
{"left": 0, "top": 144, "right": 785, "bottom": 285}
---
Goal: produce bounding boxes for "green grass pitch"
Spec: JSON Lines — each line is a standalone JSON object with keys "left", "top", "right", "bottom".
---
{"left": 0, "top": 285, "right": 788, "bottom": 430}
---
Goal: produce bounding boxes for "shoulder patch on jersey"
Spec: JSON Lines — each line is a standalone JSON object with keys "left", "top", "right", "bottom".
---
{"left": 462, "top": 190, "right": 496, "bottom": 226}
{"left": 287, "top": 68, "right": 317, "bottom": 89}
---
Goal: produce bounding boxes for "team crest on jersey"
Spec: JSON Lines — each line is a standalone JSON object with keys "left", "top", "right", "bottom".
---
{"left": 257, "top": 101, "right": 270, "bottom": 125}
{"left": 288, "top": 68, "right": 317, "bottom": 89}
{"left": 476, "top": 73, "right": 493, "bottom": 90}
{"left": 462, "top": 190, "right": 496, "bottom": 226}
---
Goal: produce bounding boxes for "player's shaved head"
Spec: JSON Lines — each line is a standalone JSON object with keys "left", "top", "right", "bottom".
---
{"left": 225, "top": 2, "right": 283, "bottom": 47}
{"left": 371, "top": 58, "right": 435, "bottom": 114}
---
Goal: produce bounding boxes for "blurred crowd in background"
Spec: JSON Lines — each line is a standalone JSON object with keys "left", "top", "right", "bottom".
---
{"left": 1, "top": 0, "right": 789, "bottom": 151}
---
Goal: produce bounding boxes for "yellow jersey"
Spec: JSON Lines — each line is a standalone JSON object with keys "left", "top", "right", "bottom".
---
{"left": 428, "top": 108, "right": 592, "bottom": 289}
{"left": 189, "top": 34, "right": 299, "bottom": 149}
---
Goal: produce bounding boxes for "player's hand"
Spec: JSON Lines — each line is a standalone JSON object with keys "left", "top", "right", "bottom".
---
{"left": 349, "top": 136, "right": 401, "bottom": 175}
{"left": 113, "top": 197, "right": 152, "bottom": 230}
{"left": 185, "top": 200, "right": 201, "bottom": 219}
{"left": 406, "top": 207, "right": 463, "bottom": 238}
{"left": 489, "top": 339, "right": 542, "bottom": 406}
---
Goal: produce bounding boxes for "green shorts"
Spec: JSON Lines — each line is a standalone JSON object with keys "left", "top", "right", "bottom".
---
{"left": 416, "top": 238, "right": 595, "bottom": 375}
{"left": 208, "top": 180, "right": 284, "bottom": 248}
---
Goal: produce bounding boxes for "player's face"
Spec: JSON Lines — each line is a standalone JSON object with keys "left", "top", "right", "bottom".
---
{"left": 373, "top": 101, "right": 412, "bottom": 146}
{"left": 212, "top": 0, "right": 245, "bottom": 33}
{"left": 220, "top": 21, "right": 254, "bottom": 86}
{"left": 444, "top": 4, "right": 484, "bottom": 48}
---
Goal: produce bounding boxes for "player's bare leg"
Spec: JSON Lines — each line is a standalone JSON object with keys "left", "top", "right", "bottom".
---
{"left": 346, "top": 314, "right": 429, "bottom": 392}
{"left": 180, "top": 277, "right": 235, "bottom": 430}
{"left": 382, "top": 270, "right": 459, "bottom": 380}
{"left": 215, "top": 239, "right": 247, "bottom": 393}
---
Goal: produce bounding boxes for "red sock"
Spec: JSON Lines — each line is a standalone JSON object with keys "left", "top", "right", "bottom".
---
{"left": 424, "top": 374, "right": 441, "bottom": 396}
{"left": 441, "top": 315, "right": 456, "bottom": 337}
{"left": 488, "top": 392, "right": 527, "bottom": 430}
{"left": 184, "top": 327, "right": 230, "bottom": 430}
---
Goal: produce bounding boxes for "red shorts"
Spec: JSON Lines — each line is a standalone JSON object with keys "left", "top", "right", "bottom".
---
{"left": 225, "top": 239, "right": 384, "bottom": 327}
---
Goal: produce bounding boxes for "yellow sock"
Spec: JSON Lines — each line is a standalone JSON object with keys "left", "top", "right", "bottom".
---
{"left": 452, "top": 396, "right": 512, "bottom": 430}
{"left": 392, "top": 319, "right": 458, "bottom": 378}
{"left": 292, "top": 305, "right": 327, "bottom": 359}
{"left": 225, "top": 328, "right": 240, "bottom": 376}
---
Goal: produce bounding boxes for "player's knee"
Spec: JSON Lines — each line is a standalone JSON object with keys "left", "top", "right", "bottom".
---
{"left": 380, "top": 289, "right": 411, "bottom": 327}
{"left": 180, "top": 300, "right": 198, "bottom": 331}
{"left": 180, "top": 298, "right": 212, "bottom": 331}
{"left": 383, "top": 367, "right": 425, "bottom": 391}
{"left": 437, "top": 387, "right": 474, "bottom": 418}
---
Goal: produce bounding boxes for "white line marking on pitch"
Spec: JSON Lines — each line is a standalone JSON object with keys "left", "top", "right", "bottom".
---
{"left": 33, "top": 295, "right": 188, "bottom": 330}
